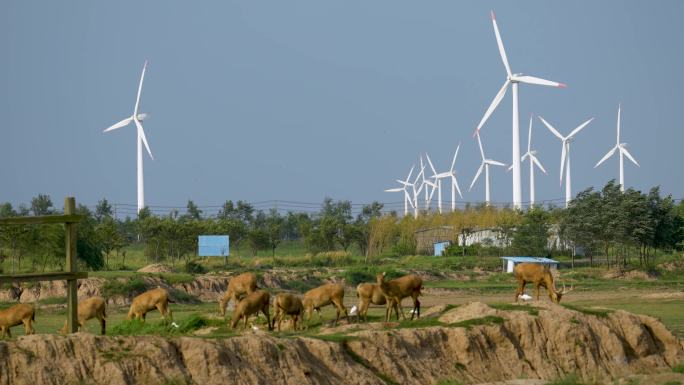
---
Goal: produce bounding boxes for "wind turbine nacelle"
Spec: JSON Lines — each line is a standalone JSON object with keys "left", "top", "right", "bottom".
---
{"left": 136, "top": 113, "right": 148, "bottom": 121}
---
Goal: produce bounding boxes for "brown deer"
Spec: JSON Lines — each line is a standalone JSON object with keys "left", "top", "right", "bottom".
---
{"left": 230, "top": 290, "right": 271, "bottom": 330}
{"left": 218, "top": 272, "right": 258, "bottom": 317}
{"left": 376, "top": 273, "right": 422, "bottom": 322}
{"left": 302, "top": 283, "right": 347, "bottom": 327}
{"left": 0, "top": 303, "right": 35, "bottom": 339}
{"left": 59, "top": 296, "right": 107, "bottom": 335}
{"left": 514, "top": 263, "right": 573, "bottom": 303}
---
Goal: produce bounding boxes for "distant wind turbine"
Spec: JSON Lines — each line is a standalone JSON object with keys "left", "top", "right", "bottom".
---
{"left": 594, "top": 104, "right": 639, "bottom": 192}
{"left": 103, "top": 61, "right": 154, "bottom": 214}
{"left": 385, "top": 165, "right": 416, "bottom": 216}
{"left": 474, "top": 10, "right": 566, "bottom": 210}
{"left": 510, "top": 116, "right": 547, "bottom": 206}
{"left": 431, "top": 144, "right": 464, "bottom": 213}
{"left": 469, "top": 132, "right": 506, "bottom": 205}
{"left": 539, "top": 116, "right": 594, "bottom": 208}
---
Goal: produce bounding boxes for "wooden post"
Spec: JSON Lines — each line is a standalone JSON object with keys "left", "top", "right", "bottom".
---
{"left": 64, "top": 197, "right": 79, "bottom": 333}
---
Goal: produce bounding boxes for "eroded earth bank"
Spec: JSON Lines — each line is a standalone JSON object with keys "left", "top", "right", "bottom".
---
{"left": 1, "top": 302, "right": 683, "bottom": 385}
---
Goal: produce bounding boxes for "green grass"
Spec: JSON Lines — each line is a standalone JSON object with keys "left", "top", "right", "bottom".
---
{"left": 490, "top": 303, "right": 540, "bottom": 316}
{"left": 451, "top": 315, "right": 504, "bottom": 329}
{"left": 673, "top": 363, "right": 684, "bottom": 374}
{"left": 562, "top": 304, "right": 613, "bottom": 318}
{"left": 102, "top": 277, "right": 148, "bottom": 298}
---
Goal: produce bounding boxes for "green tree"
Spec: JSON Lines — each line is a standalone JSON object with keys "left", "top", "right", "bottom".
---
{"left": 186, "top": 200, "right": 203, "bottom": 220}
{"left": 95, "top": 198, "right": 114, "bottom": 222}
{"left": 511, "top": 207, "right": 549, "bottom": 256}
{"left": 265, "top": 209, "right": 284, "bottom": 256}
{"left": 30, "top": 194, "right": 53, "bottom": 216}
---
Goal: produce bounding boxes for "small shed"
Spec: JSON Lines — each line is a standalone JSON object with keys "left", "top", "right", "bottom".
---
{"left": 500, "top": 256, "right": 559, "bottom": 273}
{"left": 415, "top": 226, "right": 457, "bottom": 255}
{"left": 433, "top": 241, "right": 451, "bottom": 256}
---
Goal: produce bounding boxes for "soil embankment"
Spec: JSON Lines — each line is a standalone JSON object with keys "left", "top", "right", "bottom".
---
{"left": 1, "top": 303, "right": 682, "bottom": 385}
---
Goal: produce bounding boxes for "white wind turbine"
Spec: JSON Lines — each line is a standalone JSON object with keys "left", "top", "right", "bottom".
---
{"left": 385, "top": 165, "right": 416, "bottom": 216}
{"left": 418, "top": 155, "right": 437, "bottom": 211}
{"left": 594, "top": 104, "right": 639, "bottom": 192}
{"left": 469, "top": 133, "right": 506, "bottom": 205}
{"left": 103, "top": 61, "right": 154, "bottom": 214}
{"left": 397, "top": 163, "right": 424, "bottom": 218}
{"left": 539, "top": 116, "right": 594, "bottom": 208}
{"left": 521, "top": 115, "right": 547, "bottom": 205}
{"left": 430, "top": 145, "right": 464, "bottom": 213}
{"left": 474, "top": 11, "right": 566, "bottom": 210}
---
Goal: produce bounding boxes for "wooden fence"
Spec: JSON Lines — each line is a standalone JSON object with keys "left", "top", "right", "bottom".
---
{"left": 0, "top": 197, "right": 88, "bottom": 333}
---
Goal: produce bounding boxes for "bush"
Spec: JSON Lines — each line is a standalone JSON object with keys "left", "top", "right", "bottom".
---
{"left": 443, "top": 244, "right": 481, "bottom": 257}
{"left": 102, "top": 278, "right": 148, "bottom": 298}
{"left": 184, "top": 260, "right": 207, "bottom": 274}
{"left": 341, "top": 266, "right": 402, "bottom": 286}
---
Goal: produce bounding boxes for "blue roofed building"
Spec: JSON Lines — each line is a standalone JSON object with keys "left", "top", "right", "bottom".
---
{"left": 500, "top": 256, "right": 559, "bottom": 273}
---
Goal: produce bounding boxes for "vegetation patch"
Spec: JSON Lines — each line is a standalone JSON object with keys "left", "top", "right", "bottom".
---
{"left": 102, "top": 278, "right": 148, "bottom": 299}
{"left": 451, "top": 316, "right": 504, "bottom": 329}
{"left": 491, "top": 303, "right": 540, "bottom": 316}
{"left": 111, "top": 314, "right": 222, "bottom": 336}
{"left": 673, "top": 363, "right": 684, "bottom": 374}
{"left": 435, "top": 380, "right": 465, "bottom": 385}
{"left": 37, "top": 296, "right": 67, "bottom": 305}
{"left": 562, "top": 304, "right": 613, "bottom": 318}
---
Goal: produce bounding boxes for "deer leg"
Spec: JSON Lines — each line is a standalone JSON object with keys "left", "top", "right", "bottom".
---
{"left": 411, "top": 295, "right": 421, "bottom": 320}
{"left": 535, "top": 284, "right": 541, "bottom": 301}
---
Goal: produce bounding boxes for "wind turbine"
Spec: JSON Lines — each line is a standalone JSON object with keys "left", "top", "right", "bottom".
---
{"left": 594, "top": 104, "right": 639, "bottom": 192}
{"left": 469, "top": 133, "right": 506, "bottom": 205}
{"left": 474, "top": 11, "right": 566, "bottom": 210}
{"left": 418, "top": 155, "right": 437, "bottom": 211}
{"left": 103, "top": 61, "right": 154, "bottom": 214}
{"left": 521, "top": 115, "right": 547, "bottom": 206}
{"left": 385, "top": 165, "right": 416, "bottom": 216}
{"left": 398, "top": 163, "right": 425, "bottom": 218}
{"left": 424, "top": 153, "right": 442, "bottom": 212}
{"left": 431, "top": 144, "right": 464, "bottom": 213}
{"left": 539, "top": 116, "right": 594, "bottom": 208}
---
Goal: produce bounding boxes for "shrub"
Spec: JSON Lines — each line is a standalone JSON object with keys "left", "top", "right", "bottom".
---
{"left": 184, "top": 260, "right": 207, "bottom": 274}
{"left": 103, "top": 278, "right": 148, "bottom": 298}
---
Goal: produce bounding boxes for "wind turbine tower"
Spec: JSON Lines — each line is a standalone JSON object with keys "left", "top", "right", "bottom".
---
{"left": 103, "top": 61, "right": 154, "bottom": 214}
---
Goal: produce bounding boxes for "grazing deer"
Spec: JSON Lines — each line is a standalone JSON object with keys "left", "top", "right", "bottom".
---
{"left": 376, "top": 273, "right": 422, "bottom": 322}
{"left": 514, "top": 263, "right": 573, "bottom": 303}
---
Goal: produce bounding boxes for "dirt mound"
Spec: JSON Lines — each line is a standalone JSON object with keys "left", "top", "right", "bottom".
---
{"left": 1, "top": 303, "right": 682, "bottom": 385}
{"left": 137, "top": 264, "right": 175, "bottom": 273}
{"left": 603, "top": 268, "right": 657, "bottom": 280}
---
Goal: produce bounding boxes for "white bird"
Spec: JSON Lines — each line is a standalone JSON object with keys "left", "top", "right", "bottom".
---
{"left": 518, "top": 293, "right": 533, "bottom": 301}
{"left": 469, "top": 132, "right": 506, "bottom": 205}
{"left": 103, "top": 60, "right": 154, "bottom": 214}
{"left": 349, "top": 305, "right": 358, "bottom": 316}
{"left": 539, "top": 116, "right": 594, "bottom": 208}
{"left": 252, "top": 325, "right": 259, "bottom": 332}
{"left": 171, "top": 322, "right": 180, "bottom": 328}
{"left": 474, "top": 10, "right": 566, "bottom": 209}
{"left": 594, "top": 104, "right": 639, "bottom": 192}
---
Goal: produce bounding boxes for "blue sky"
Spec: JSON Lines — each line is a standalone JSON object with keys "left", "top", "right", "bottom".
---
{"left": 1, "top": 1, "right": 682, "bottom": 215}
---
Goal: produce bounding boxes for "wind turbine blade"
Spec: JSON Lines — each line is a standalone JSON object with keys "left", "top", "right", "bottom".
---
{"left": 621, "top": 146, "right": 640, "bottom": 166}
{"left": 450, "top": 143, "right": 460, "bottom": 172}
{"left": 559, "top": 141, "right": 567, "bottom": 185}
{"left": 385, "top": 188, "right": 403, "bottom": 192}
{"left": 532, "top": 155, "right": 547, "bottom": 174}
{"left": 514, "top": 75, "right": 566, "bottom": 88}
{"left": 476, "top": 132, "right": 486, "bottom": 160}
{"left": 405, "top": 165, "right": 415, "bottom": 183}
{"left": 405, "top": 190, "right": 415, "bottom": 209}
{"left": 617, "top": 104, "right": 621, "bottom": 145}
{"left": 414, "top": 165, "right": 425, "bottom": 184}
{"left": 521, "top": 152, "right": 530, "bottom": 162}
{"left": 527, "top": 114, "right": 533, "bottom": 153}
{"left": 594, "top": 146, "right": 617, "bottom": 168}
{"left": 568, "top": 118, "right": 594, "bottom": 139}
{"left": 469, "top": 163, "right": 485, "bottom": 191}
{"left": 474, "top": 79, "right": 510, "bottom": 135}
{"left": 103, "top": 117, "right": 133, "bottom": 132}
{"left": 135, "top": 119, "right": 154, "bottom": 160}
{"left": 425, "top": 153, "right": 438, "bottom": 176}
{"left": 507, "top": 164, "right": 513, "bottom": 172}
{"left": 416, "top": 181, "right": 425, "bottom": 196}
{"left": 491, "top": 10, "right": 512, "bottom": 77}
{"left": 452, "top": 175, "right": 463, "bottom": 198}
{"left": 134, "top": 60, "right": 148, "bottom": 115}
{"left": 539, "top": 116, "right": 564, "bottom": 140}
{"left": 396, "top": 179, "right": 412, "bottom": 187}
{"left": 486, "top": 159, "right": 506, "bottom": 167}
{"left": 428, "top": 182, "right": 437, "bottom": 201}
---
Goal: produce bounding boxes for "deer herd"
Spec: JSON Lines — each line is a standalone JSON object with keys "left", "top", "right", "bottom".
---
{"left": 0, "top": 262, "right": 573, "bottom": 337}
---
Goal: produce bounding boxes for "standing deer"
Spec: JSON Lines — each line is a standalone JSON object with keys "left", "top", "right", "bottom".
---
{"left": 514, "top": 263, "right": 573, "bottom": 303}
{"left": 376, "top": 273, "right": 422, "bottom": 322}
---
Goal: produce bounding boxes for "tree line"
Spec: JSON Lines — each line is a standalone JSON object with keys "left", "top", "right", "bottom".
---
{"left": 0, "top": 181, "right": 682, "bottom": 272}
